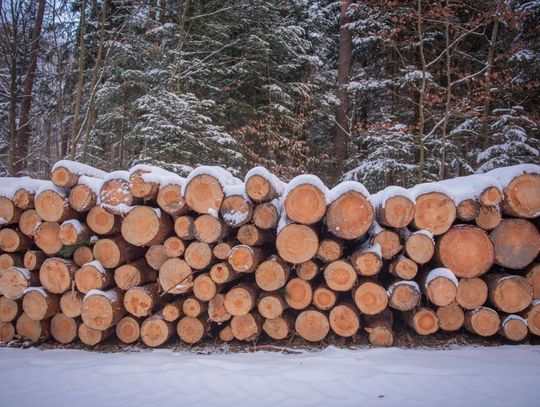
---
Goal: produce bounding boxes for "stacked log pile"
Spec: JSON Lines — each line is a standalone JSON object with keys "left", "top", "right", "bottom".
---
{"left": 0, "top": 161, "right": 539, "bottom": 348}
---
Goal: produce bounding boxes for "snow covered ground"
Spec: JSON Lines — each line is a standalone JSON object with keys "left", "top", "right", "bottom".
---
{"left": 1, "top": 345, "right": 539, "bottom": 407}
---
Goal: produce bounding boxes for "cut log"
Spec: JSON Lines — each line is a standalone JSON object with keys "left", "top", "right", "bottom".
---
{"left": 329, "top": 303, "right": 360, "bottom": 337}
{"left": 219, "top": 324, "right": 234, "bottom": 342}
{"left": 19, "top": 209, "right": 41, "bottom": 237}
{"left": 184, "top": 174, "right": 225, "bottom": 215}
{"left": 208, "top": 293, "right": 231, "bottom": 324}
{"left": 114, "top": 259, "right": 156, "bottom": 290}
{"left": 316, "top": 238, "right": 344, "bottom": 263}
{"left": 412, "top": 192, "right": 456, "bottom": 235}
{"left": 177, "top": 315, "right": 209, "bottom": 344}
{"left": 245, "top": 174, "right": 278, "bottom": 202}
{"left": 51, "top": 313, "right": 79, "bottom": 344}
{"left": 405, "top": 307, "right": 439, "bottom": 335}
{"left": 68, "top": 184, "right": 97, "bottom": 212}
{"left": 157, "top": 184, "right": 188, "bottom": 216}
{"left": 323, "top": 260, "right": 357, "bottom": 292}
{"left": 145, "top": 244, "right": 169, "bottom": 270}
{"left": 16, "top": 312, "right": 50, "bottom": 342}
{"left": 228, "top": 245, "right": 263, "bottom": 273}
{"left": 387, "top": 281, "right": 421, "bottom": 311}
{"left": 73, "top": 246, "right": 94, "bottom": 266}
{"left": 163, "top": 236, "right": 185, "bottom": 257}
{"left": 158, "top": 258, "right": 193, "bottom": 295}
{"left": 60, "top": 290, "right": 83, "bottom": 318}
{"left": 0, "top": 267, "right": 39, "bottom": 299}
{"left": 78, "top": 323, "right": 113, "bottom": 346}
{"left": 364, "top": 309, "right": 394, "bottom": 347}
{"left": 436, "top": 302, "right": 464, "bottom": 332}
{"left": 0, "top": 253, "right": 22, "bottom": 271}
{"left": 141, "top": 313, "right": 174, "bottom": 347}
{"left": 86, "top": 206, "right": 121, "bottom": 235}
{"left": 183, "top": 297, "right": 207, "bottom": 318}
{"left": 224, "top": 283, "right": 257, "bottom": 316}
{"left": 263, "top": 314, "right": 294, "bottom": 340}
{"left": 184, "top": 241, "right": 214, "bottom": 270}
{"left": 456, "top": 278, "right": 488, "bottom": 310}
{"left": 437, "top": 225, "right": 494, "bottom": 278}
{"left": 312, "top": 284, "right": 337, "bottom": 311}
{"left": 174, "top": 215, "right": 195, "bottom": 240}
{"left": 257, "top": 292, "right": 287, "bottom": 319}
{"left": 295, "top": 309, "right": 329, "bottom": 342}
{"left": 0, "top": 228, "right": 32, "bottom": 252}
{"left": 526, "top": 264, "right": 540, "bottom": 300}
{"left": 464, "top": 307, "right": 500, "bottom": 337}
{"left": 0, "top": 296, "right": 20, "bottom": 322}
{"left": 456, "top": 199, "right": 480, "bottom": 222}
{"left": 121, "top": 206, "right": 172, "bottom": 247}
{"left": 486, "top": 273, "right": 533, "bottom": 313}
{"left": 475, "top": 205, "right": 501, "bottom": 230}
{"left": 193, "top": 272, "right": 219, "bottom": 301}
{"left": 35, "top": 189, "right": 77, "bottom": 222}
{"left": 404, "top": 231, "right": 434, "bottom": 265}
{"left": 13, "top": 187, "right": 35, "bottom": 210}
{"left": 22, "top": 288, "right": 59, "bottom": 320}
{"left": 124, "top": 283, "right": 163, "bottom": 317}
{"left": 490, "top": 219, "right": 540, "bottom": 269}
{"left": 350, "top": 245, "right": 383, "bottom": 277}
{"left": 128, "top": 169, "right": 160, "bottom": 200}
{"left": 51, "top": 165, "right": 80, "bottom": 188}
{"left": 421, "top": 268, "right": 458, "bottom": 307}
{"left": 276, "top": 224, "right": 319, "bottom": 264}
{"left": 100, "top": 175, "right": 139, "bottom": 207}
{"left": 59, "top": 220, "right": 92, "bottom": 245}
{"left": 162, "top": 300, "right": 184, "bottom": 322}
{"left": 116, "top": 315, "right": 141, "bottom": 344}
{"left": 500, "top": 172, "right": 540, "bottom": 218}
{"left": 93, "top": 235, "right": 144, "bottom": 268}
{"left": 326, "top": 190, "right": 374, "bottom": 240}
{"left": 213, "top": 241, "right": 234, "bottom": 261}
{"left": 230, "top": 312, "right": 261, "bottom": 341}
{"left": 376, "top": 195, "right": 415, "bottom": 229}
{"left": 479, "top": 186, "right": 503, "bottom": 207}
{"left": 81, "top": 288, "right": 125, "bottom": 330}
{"left": 220, "top": 195, "right": 253, "bottom": 227}
{"left": 296, "top": 260, "right": 319, "bottom": 281}
{"left": 252, "top": 203, "right": 279, "bottom": 230}
{"left": 237, "top": 224, "right": 273, "bottom": 246}
{"left": 255, "top": 256, "right": 289, "bottom": 291}
{"left": 210, "top": 262, "right": 238, "bottom": 284}
{"left": 193, "top": 214, "right": 230, "bottom": 244}
{"left": 372, "top": 229, "right": 402, "bottom": 260}
{"left": 499, "top": 315, "right": 528, "bottom": 342}
{"left": 0, "top": 321, "right": 15, "bottom": 342}
{"left": 0, "top": 197, "right": 22, "bottom": 225}
{"left": 389, "top": 256, "right": 418, "bottom": 280}
{"left": 285, "top": 278, "right": 313, "bottom": 310}
{"left": 285, "top": 183, "right": 326, "bottom": 225}
{"left": 353, "top": 280, "right": 388, "bottom": 315}
{"left": 524, "top": 302, "right": 540, "bottom": 336}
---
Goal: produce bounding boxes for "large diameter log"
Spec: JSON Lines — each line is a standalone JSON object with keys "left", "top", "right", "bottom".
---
{"left": 437, "top": 225, "right": 494, "bottom": 278}
{"left": 364, "top": 309, "right": 394, "bottom": 347}
{"left": 86, "top": 206, "right": 121, "bottom": 235}
{"left": 524, "top": 301, "right": 540, "bottom": 336}
{"left": 245, "top": 174, "right": 278, "bottom": 202}
{"left": 34, "top": 221, "right": 62, "bottom": 255}
{"left": 16, "top": 312, "right": 50, "bottom": 342}
{"left": 389, "top": 256, "right": 418, "bottom": 280}
{"left": 295, "top": 309, "right": 329, "bottom": 342}
{"left": 145, "top": 245, "right": 169, "bottom": 270}
{"left": 257, "top": 292, "right": 288, "bottom": 319}
{"left": 387, "top": 281, "right": 421, "bottom": 312}
{"left": 500, "top": 173, "right": 540, "bottom": 218}
{"left": 163, "top": 236, "right": 185, "bottom": 257}
{"left": 499, "top": 315, "right": 528, "bottom": 342}
{"left": 252, "top": 203, "right": 279, "bottom": 230}
{"left": 263, "top": 314, "right": 294, "bottom": 340}
{"left": 193, "top": 273, "right": 219, "bottom": 301}
{"left": 296, "top": 260, "right": 319, "bottom": 281}
{"left": 60, "top": 290, "right": 83, "bottom": 318}
{"left": 230, "top": 312, "right": 261, "bottom": 341}
{"left": 177, "top": 315, "right": 209, "bottom": 344}
{"left": 0, "top": 267, "right": 40, "bottom": 299}
{"left": 0, "top": 321, "right": 15, "bottom": 342}
{"left": 224, "top": 284, "right": 257, "bottom": 316}
{"left": 24, "top": 250, "right": 47, "bottom": 271}
{"left": 19, "top": 209, "right": 42, "bottom": 237}
{"left": 324, "top": 260, "right": 357, "bottom": 292}
{"left": 35, "top": 189, "right": 77, "bottom": 222}
{"left": 174, "top": 215, "right": 195, "bottom": 240}
{"left": 353, "top": 281, "right": 388, "bottom": 315}
{"left": 276, "top": 224, "right": 319, "bottom": 264}
{"left": 220, "top": 195, "right": 253, "bottom": 227}
{"left": 0, "top": 228, "right": 32, "bottom": 253}
{"left": 51, "top": 313, "right": 79, "bottom": 344}
{"left": 405, "top": 307, "right": 439, "bottom": 335}
{"left": 157, "top": 184, "right": 188, "bottom": 216}
{"left": 69, "top": 184, "right": 97, "bottom": 212}
{"left": 39, "top": 258, "right": 77, "bottom": 294}
{"left": 0, "top": 196, "right": 22, "bottom": 225}
{"left": 412, "top": 192, "right": 456, "bottom": 235}
{"left": 464, "top": 307, "right": 500, "bottom": 337}
{"left": 78, "top": 323, "right": 113, "bottom": 346}
{"left": 228, "top": 245, "right": 263, "bottom": 273}
{"left": 184, "top": 241, "right": 214, "bottom": 270}
{"left": 376, "top": 195, "right": 415, "bottom": 229}
{"left": 255, "top": 256, "right": 289, "bottom": 291}
{"left": 326, "top": 191, "right": 374, "bottom": 239}
{"left": 475, "top": 205, "right": 501, "bottom": 230}
{"left": 316, "top": 238, "right": 344, "bottom": 263}
{"left": 237, "top": 224, "right": 273, "bottom": 246}
{"left": 285, "top": 183, "right": 326, "bottom": 225}
{"left": 93, "top": 235, "right": 144, "bottom": 268}
{"left": 114, "top": 259, "right": 156, "bottom": 290}
{"left": 350, "top": 245, "right": 382, "bottom": 277}
{"left": 158, "top": 258, "right": 193, "bottom": 295}
{"left": 59, "top": 221, "right": 92, "bottom": 245}
{"left": 141, "top": 313, "right": 174, "bottom": 347}
{"left": 456, "top": 199, "right": 480, "bottom": 222}
{"left": 456, "top": 278, "right": 488, "bottom": 310}
{"left": 526, "top": 264, "right": 540, "bottom": 300}
{"left": 124, "top": 283, "right": 163, "bottom": 317}
{"left": 285, "top": 278, "right": 313, "bottom": 310}
{"left": 81, "top": 288, "right": 125, "bottom": 330}
{"left": 490, "top": 219, "right": 540, "bottom": 269}
{"left": 436, "top": 302, "right": 464, "bottom": 332}
{"left": 193, "top": 214, "right": 230, "bottom": 244}
{"left": 421, "top": 268, "right": 458, "bottom": 307}
{"left": 372, "top": 229, "right": 402, "bottom": 260}
{"left": 0, "top": 296, "right": 20, "bottom": 322}
{"left": 312, "top": 284, "right": 337, "bottom": 311}
{"left": 404, "top": 231, "right": 434, "bottom": 265}
{"left": 208, "top": 293, "right": 231, "bottom": 324}
{"left": 121, "top": 206, "right": 172, "bottom": 247}
{"left": 116, "top": 316, "right": 141, "bottom": 344}
{"left": 486, "top": 274, "right": 533, "bottom": 313}
{"left": 22, "top": 288, "right": 59, "bottom": 320}
{"left": 329, "top": 303, "right": 360, "bottom": 337}
{"left": 184, "top": 174, "right": 224, "bottom": 214}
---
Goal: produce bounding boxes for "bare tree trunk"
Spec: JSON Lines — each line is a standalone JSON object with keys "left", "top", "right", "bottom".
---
{"left": 333, "top": 0, "right": 352, "bottom": 185}
{"left": 439, "top": 0, "right": 451, "bottom": 180}
{"left": 8, "top": 34, "right": 18, "bottom": 176}
{"left": 417, "top": 0, "right": 427, "bottom": 183}
{"left": 14, "top": 0, "right": 46, "bottom": 175}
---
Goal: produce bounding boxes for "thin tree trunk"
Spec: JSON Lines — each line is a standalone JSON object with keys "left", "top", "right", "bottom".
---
{"left": 8, "top": 36, "right": 17, "bottom": 176}
{"left": 440, "top": 0, "right": 451, "bottom": 180}
{"left": 417, "top": 0, "right": 427, "bottom": 183}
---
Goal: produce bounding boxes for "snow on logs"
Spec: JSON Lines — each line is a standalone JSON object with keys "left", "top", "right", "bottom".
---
{"left": 0, "top": 162, "right": 539, "bottom": 347}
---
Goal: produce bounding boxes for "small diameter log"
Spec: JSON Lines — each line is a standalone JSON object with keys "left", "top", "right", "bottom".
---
{"left": 258, "top": 292, "right": 288, "bottom": 319}
{"left": 60, "top": 290, "right": 83, "bottom": 318}
{"left": 295, "top": 309, "right": 329, "bottom": 342}
{"left": 0, "top": 197, "right": 22, "bottom": 225}
{"left": 387, "top": 281, "right": 421, "bottom": 312}
{"left": 475, "top": 205, "right": 501, "bottom": 230}
{"left": 437, "top": 225, "right": 494, "bottom": 278}
{"left": 0, "top": 296, "right": 20, "bottom": 322}
{"left": 23, "top": 251, "right": 46, "bottom": 271}
{"left": 163, "top": 236, "right": 185, "bottom": 257}
{"left": 157, "top": 184, "right": 188, "bottom": 216}
{"left": 141, "top": 314, "right": 174, "bottom": 347}
{"left": 230, "top": 312, "right": 261, "bottom": 341}
{"left": 184, "top": 174, "right": 226, "bottom": 214}
{"left": 526, "top": 264, "right": 540, "bottom": 300}
{"left": 145, "top": 245, "right": 169, "bottom": 270}
{"left": 353, "top": 280, "right": 388, "bottom": 315}
{"left": 436, "top": 302, "right": 465, "bottom": 332}
{"left": 35, "top": 189, "right": 77, "bottom": 222}
{"left": 456, "top": 278, "right": 488, "bottom": 310}
{"left": 329, "top": 303, "right": 360, "bottom": 338}
{"left": 162, "top": 299, "right": 184, "bottom": 322}
{"left": 213, "top": 241, "right": 234, "bottom": 260}
{"left": 100, "top": 176, "right": 139, "bottom": 207}
{"left": 116, "top": 315, "right": 141, "bottom": 344}
{"left": 421, "top": 268, "right": 458, "bottom": 307}
{"left": 78, "top": 323, "right": 113, "bottom": 346}
{"left": 0, "top": 228, "right": 32, "bottom": 253}
{"left": 22, "top": 288, "right": 59, "bottom": 320}
{"left": 193, "top": 214, "right": 230, "bottom": 244}
{"left": 372, "top": 229, "right": 402, "bottom": 260}
{"left": 312, "top": 285, "right": 337, "bottom": 311}
{"left": 16, "top": 312, "right": 50, "bottom": 342}
{"left": 228, "top": 245, "right": 263, "bottom": 273}
{"left": 285, "top": 278, "right": 313, "bottom": 310}
{"left": 245, "top": 174, "right": 278, "bottom": 202}
{"left": 183, "top": 297, "right": 207, "bottom": 318}
{"left": 210, "top": 262, "right": 238, "bottom": 284}
{"left": 490, "top": 219, "right": 540, "bottom": 269}
{"left": 500, "top": 172, "right": 540, "bottom": 218}
{"left": 59, "top": 220, "right": 92, "bottom": 245}
{"left": 276, "top": 224, "right": 319, "bottom": 264}
{"left": 121, "top": 206, "right": 172, "bottom": 247}
{"left": 0, "top": 267, "right": 39, "bottom": 299}
{"left": 296, "top": 260, "right": 319, "bottom": 281}
{"left": 252, "top": 203, "right": 279, "bottom": 230}
{"left": 524, "top": 302, "right": 540, "bottom": 336}
{"left": 326, "top": 190, "right": 374, "bottom": 240}
{"left": 75, "top": 261, "right": 114, "bottom": 294}
{"left": 316, "top": 238, "right": 344, "bottom": 263}
{"left": 158, "top": 258, "right": 193, "bottom": 295}
{"left": 255, "top": 256, "right": 290, "bottom": 291}
{"left": 69, "top": 184, "right": 97, "bottom": 212}
{"left": 486, "top": 274, "right": 533, "bottom": 313}
{"left": 389, "top": 256, "right": 418, "bottom": 280}
{"left": 376, "top": 195, "right": 415, "bottom": 229}
{"left": 51, "top": 165, "right": 80, "bottom": 188}
{"left": 263, "top": 314, "right": 294, "bottom": 340}
{"left": 324, "top": 260, "right": 357, "bottom": 292}
{"left": 220, "top": 195, "right": 253, "bottom": 227}
{"left": 128, "top": 169, "right": 159, "bottom": 201}
{"left": 404, "top": 231, "right": 434, "bottom": 265}
{"left": 93, "top": 235, "right": 144, "bottom": 268}
{"left": 177, "top": 315, "right": 209, "bottom": 344}
{"left": 19, "top": 209, "right": 42, "bottom": 237}
{"left": 364, "top": 309, "right": 394, "bottom": 347}
{"left": 124, "top": 283, "right": 163, "bottom": 317}
{"left": 184, "top": 241, "right": 214, "bottom": 270}
{"left": 219, "top": 325, "right": 234, "bottom": 342}
{"left": 208, "top": 294, "right": 231, "bottom": 324}
{"left": 73, "top": 245, "right": 94, "bottom": 265}
{"left": 285, "top": 183, "right": 326, "bottom": 225}
{"left": 412, "top": 192, "right": 456, "bottom": 235}
{"left": 86, "top": 206, "right": 121, "bottom": 235}
{"left": 0, "top": 321, "right": 15, "bottom": 342}
{"left": 0, "top": 253, "right": 22, "bottom": 271}
{"left": 13, "top": 188, "right": 35, "bottom": 210}
{"left": 350, "top": 244, "right": 383, "bottom": 277}
{"left": 464, "top": 307, "right": 500, "bottom": 337}
{"left": 51, "top": 313, "right": 79, "bottom": 344}
{"left": 193, "top": 273, "right": 219, "bottom": 301}
{"left": 456, "top": 199, "right": 480, "bottom": 222}
{"left": 478, "top": 186, "right": 503, "bottom": 207}
{"left": 81, "top": 288, "right": 125, "bottom": 330}
{"left": 499, "top": 315, "right": 528, "bottom": 342}
{"left": 405, "top": 307, "right": 439, "bottom": 335}
{"left": 237, "top": 224, "right": 273, "bottom": 246}
{"left": 114, "top": 259, "right": 156, "bottom": 290}
{"left": 174, "top": 215, "right": 195, "bottom": 240}
{"left": 224, "top": 283, "right": 258, "bottom": 316}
